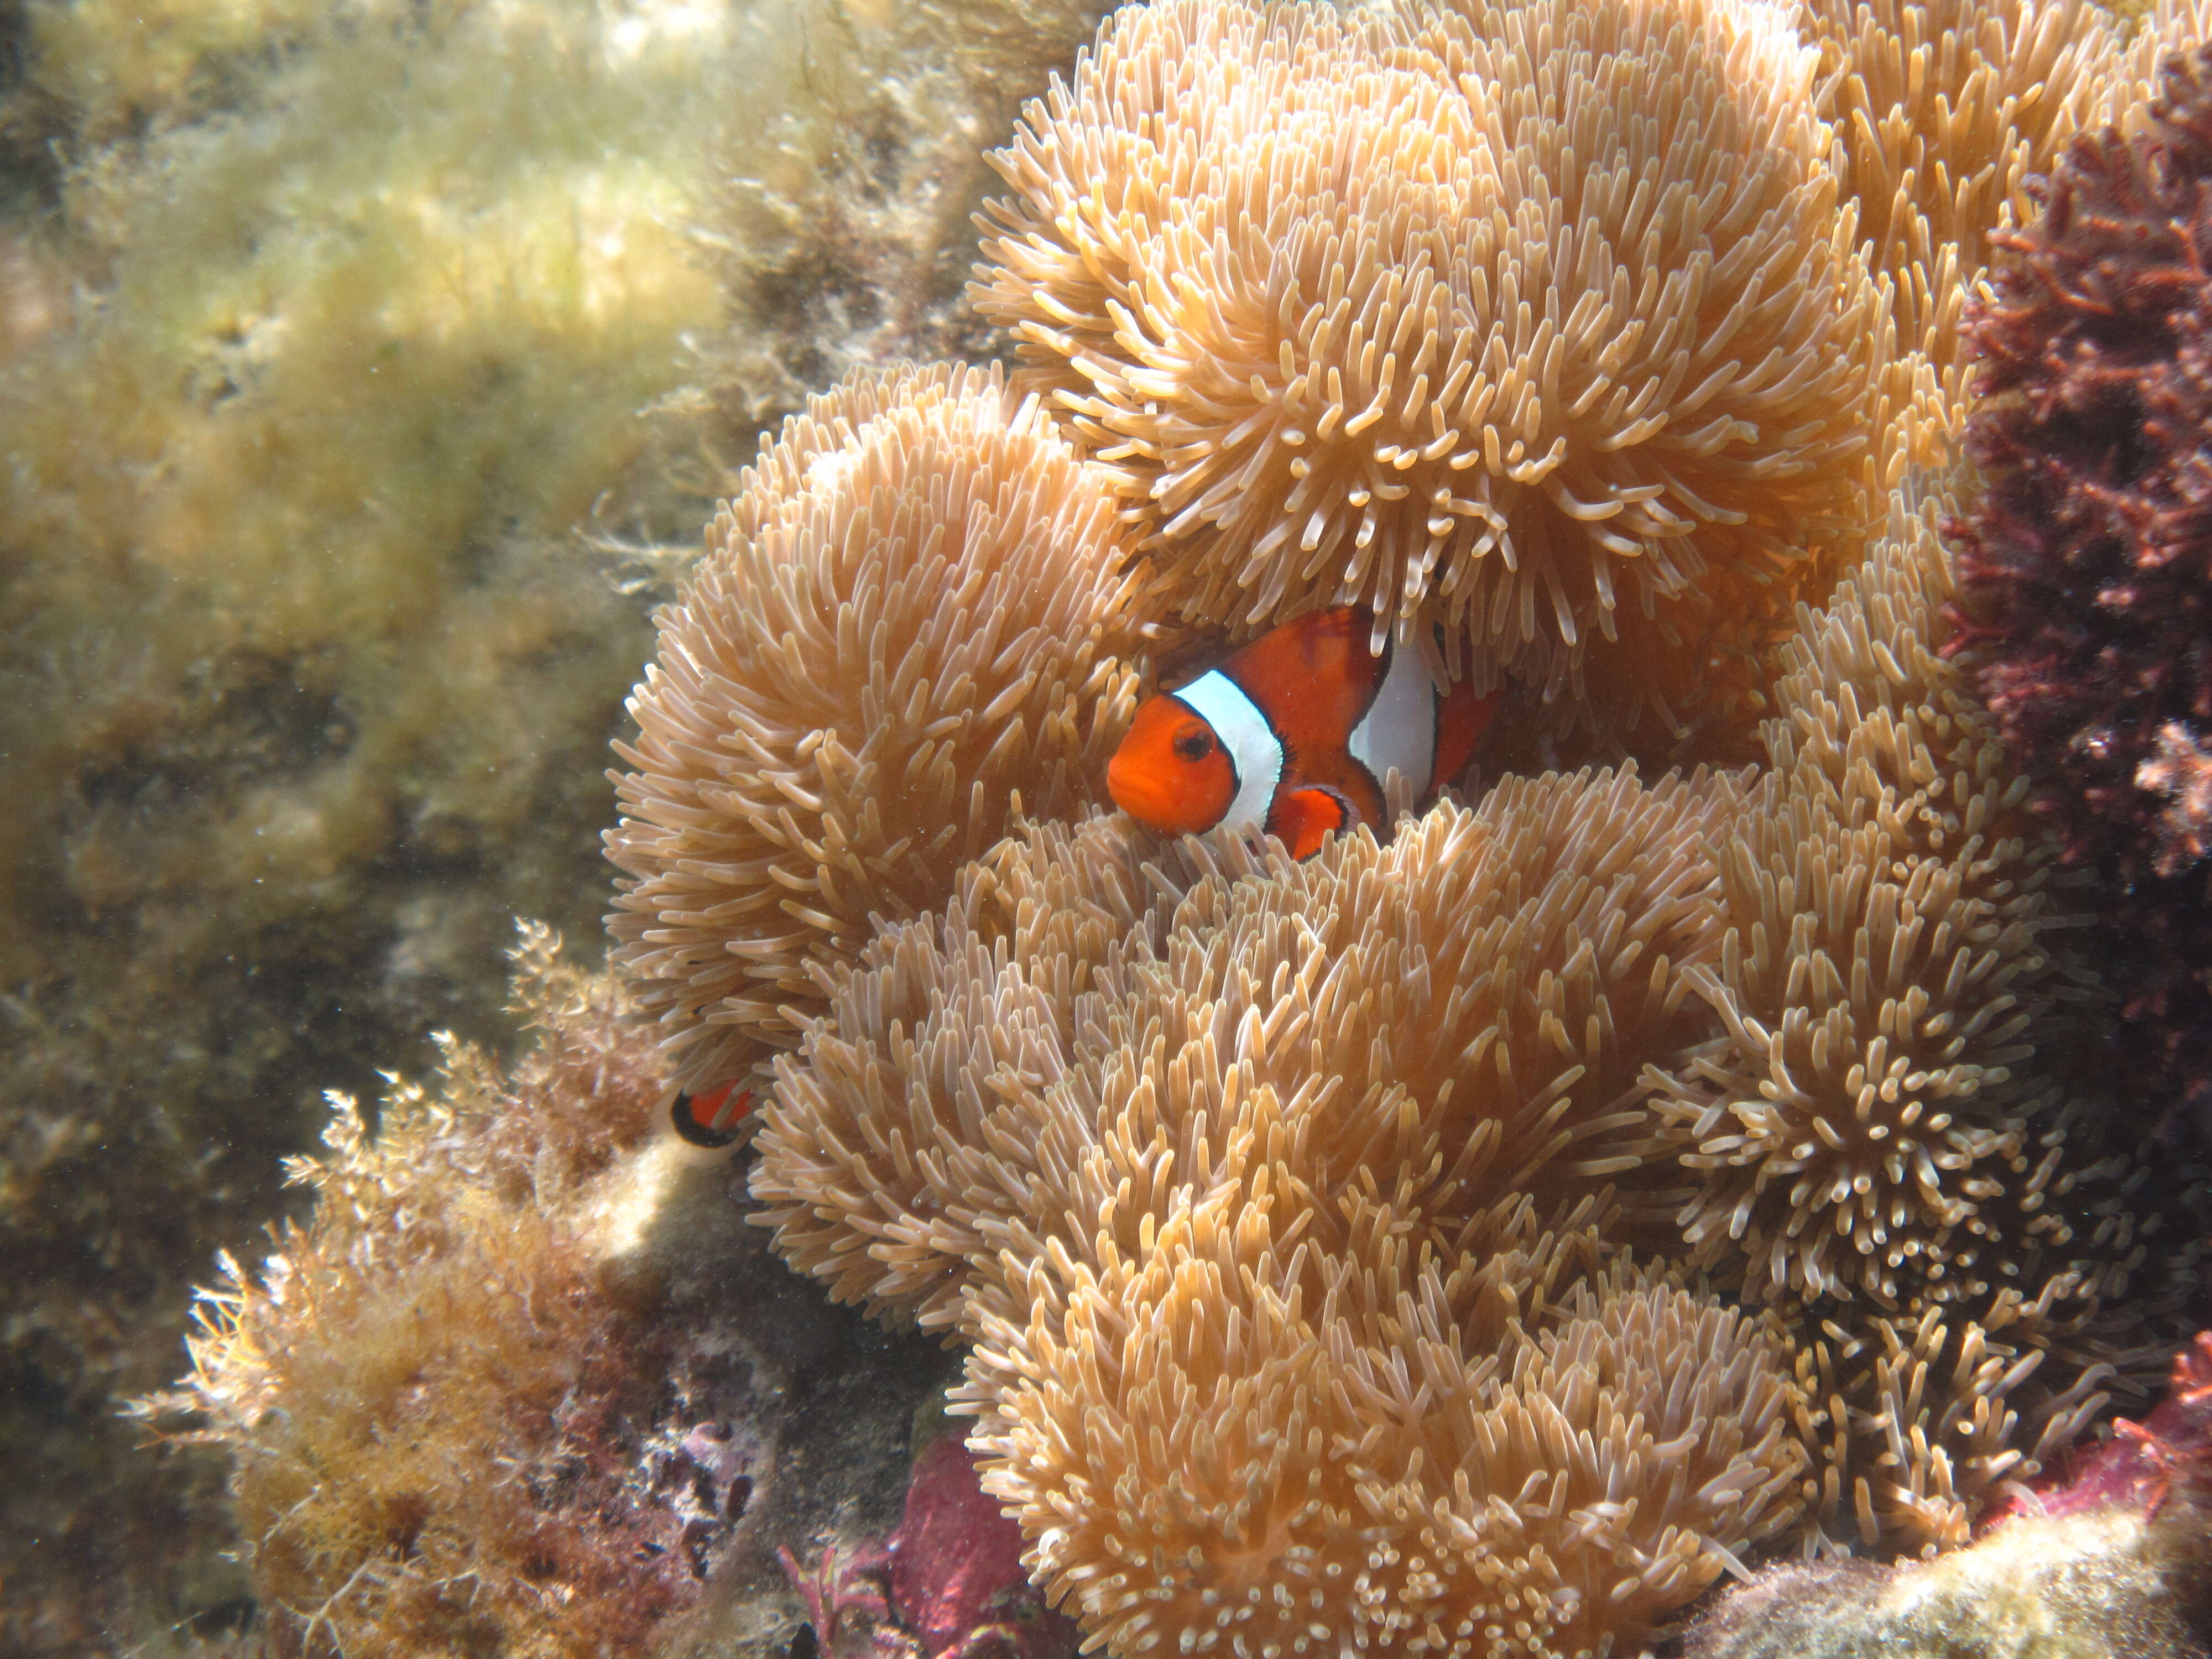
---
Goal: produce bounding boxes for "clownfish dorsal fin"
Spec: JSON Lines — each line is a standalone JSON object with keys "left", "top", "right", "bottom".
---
{"left": 1269, "top": 785, "right": 1354, "bottom": 860}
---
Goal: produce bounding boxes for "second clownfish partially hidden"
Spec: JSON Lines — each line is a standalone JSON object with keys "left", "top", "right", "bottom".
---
{"left": 666, "top": 1078, "right": 754, "bottom": 1150}
{"left": 1107, "top": 606, "right": 1495, "bottom": 858}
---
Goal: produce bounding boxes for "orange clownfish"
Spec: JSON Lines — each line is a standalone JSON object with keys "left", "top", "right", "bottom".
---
{"left": 1107, "top": 606, "right": 1495, "bottom": 858}
{"left": 666, "top": 1079, "right": 755, "bottom": 1150}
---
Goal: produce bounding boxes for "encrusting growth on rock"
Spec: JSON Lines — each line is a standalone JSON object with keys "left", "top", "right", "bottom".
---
{"left": 606, "top": 362, "right": 1145, "bottom": 1093}
{"left": 2138, "top": 721, "right": 2212, "bottom": 877}
{"left": 139, "top": 929, "right": 700, "bottom": 1659}
{"left": 139, "top": 926, "right": 972, "bottom": 1659}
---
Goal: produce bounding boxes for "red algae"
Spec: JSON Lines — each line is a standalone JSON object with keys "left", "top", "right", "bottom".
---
{"left": 1951, "top": 41, "right": 2212, "bottom": 1149}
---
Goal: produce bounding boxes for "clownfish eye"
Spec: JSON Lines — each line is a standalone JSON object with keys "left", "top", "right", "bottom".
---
{"left": 1173, "top": 729, "right": 1213, "bottom": 763}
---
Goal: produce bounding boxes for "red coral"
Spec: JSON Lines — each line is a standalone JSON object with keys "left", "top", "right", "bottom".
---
{"left": 1950, "top": 44, "right": 2212, "bottom": 1146}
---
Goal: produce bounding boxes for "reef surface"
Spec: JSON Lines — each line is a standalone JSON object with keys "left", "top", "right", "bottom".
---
{"left": 11, "top": 0, "right": 2212, "bottom": 1654}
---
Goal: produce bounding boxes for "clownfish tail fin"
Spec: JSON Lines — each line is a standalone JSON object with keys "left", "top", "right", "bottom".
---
{"left": 1270, "top": 785, "right": 1355, "bottom": 860}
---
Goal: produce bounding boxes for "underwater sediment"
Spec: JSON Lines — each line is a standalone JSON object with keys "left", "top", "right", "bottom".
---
{"left": 41, "top": 0, "right": 2212, "bottom": 1652}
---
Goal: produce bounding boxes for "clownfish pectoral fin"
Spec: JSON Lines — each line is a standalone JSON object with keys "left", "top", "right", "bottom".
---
{"left": 1270, "top": 785, "right": 1354, "bottom": 860}
{"left": 667, "top": 1079, "right": 754, "bottom": 1151}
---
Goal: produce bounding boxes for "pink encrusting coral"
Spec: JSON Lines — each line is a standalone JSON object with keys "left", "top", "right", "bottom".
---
{"left": 1951, "top": 40, "right": 2212, "bottom": 1149}
{"left": 1997, "top": 1329, "right": 2212, "bottom": 1526}
{"left": 782, "top": 1431, "right": 1080, "bottom": 1659}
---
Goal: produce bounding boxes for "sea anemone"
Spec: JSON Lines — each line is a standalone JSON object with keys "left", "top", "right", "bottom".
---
{"left": 1648, "top": 472, "right": 2197, "bottom": 1553}
{"left": 754, "top": 771, "right": 1820, "bottom": 1651}
{"left": 1950, "top": 40, "right": 2212, "bottom": 1147}
{"left": 746, "top": 811, "right": 1226, "bottom": 1329}
{"left": 974, "top": 0, "right": 1890, "bottom": 729}
{"left": 974, "top": 1200, "right": 1807, "bottom": 1659}
{"left": 758, "top": 628, "right": 2192, "bottom": 1587}
{"left": 741, "top": 8, "right": 2212, "bottom": 1609}
{"left": 604, "top": 362, "right": 1143, "bottom": 1092}
{"left": 1648, "top": 475, "right": 2073, "bottom": 1310}
{"left": 753, "top": 765, "right": 1736, "bottom": 1335}
{"left": 1794, "top": 0, "right": 2212, "bottom": 445}
{"left": 1798, "top": 0, "right": 2131, "bottom": 398}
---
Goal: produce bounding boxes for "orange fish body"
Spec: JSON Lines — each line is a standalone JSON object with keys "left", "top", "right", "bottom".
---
{"left": 1107, "top": 607, "right": 1494, "bottom": 858}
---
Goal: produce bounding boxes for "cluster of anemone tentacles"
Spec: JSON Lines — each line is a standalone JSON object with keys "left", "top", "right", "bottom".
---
{"left": 605, "top": 0, "right": 2211, "bottom": 1655}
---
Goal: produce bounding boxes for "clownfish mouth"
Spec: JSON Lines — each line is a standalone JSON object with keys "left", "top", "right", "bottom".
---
{"left": 1106, "top": 747, "right": 1190, "bottom": 831}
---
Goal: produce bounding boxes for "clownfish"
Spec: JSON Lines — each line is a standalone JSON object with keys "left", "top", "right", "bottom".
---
{"left": 1106, "top": 606, "right": 1494, "bottom": 858}
{"left": 665, "top": 1078, "right": 754, "bottom": 1150}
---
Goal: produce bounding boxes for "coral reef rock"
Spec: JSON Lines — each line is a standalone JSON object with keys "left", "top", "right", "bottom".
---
{"left": 3, "top": 0, "right": 1108, "bottom": 1645}
{"left": 1, "top": 0, "right": 729, "bottom": 1640}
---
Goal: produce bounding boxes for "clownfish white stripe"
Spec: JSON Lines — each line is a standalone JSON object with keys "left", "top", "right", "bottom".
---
{"left": 1173, "top": 670, "right": 1282, "bottom": 832}
{"left": 1348, "top": 644, "right": 1436, "bottom": 805}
